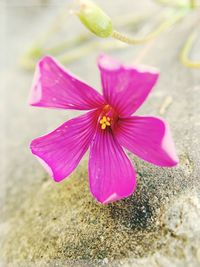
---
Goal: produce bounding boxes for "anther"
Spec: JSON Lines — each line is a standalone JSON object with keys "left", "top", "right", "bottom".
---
{"left": 99, "top": 116, "right": 111, "bottom": 130}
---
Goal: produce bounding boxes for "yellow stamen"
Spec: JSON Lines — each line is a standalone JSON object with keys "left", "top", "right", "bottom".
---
{"left": 102, "top": 116, "right": 107, "bottom": 122}
{"left": 100, "top": 116, "right": 111, "bottom": 130}
{"left": 100, "top": 116, "right": 107, "bottom": 124}
{"left": 101, "top": 123, "right": 106, "bottom": 130}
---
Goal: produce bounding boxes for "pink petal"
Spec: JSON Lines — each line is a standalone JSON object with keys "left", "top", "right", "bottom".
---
{"left": 89, "top": 129, "right": 137, "bottom": 204}
{"left": 98, "top": 54, "right": 159, "bottom": 116}
{"left": 115, "top": 116, "right": 179, "bottom": 167}
{"left": 30, "top": 111, "right": 99, "bottom": 182}
{"left": 29, "top": 56, "right": 105, "bottom": 110}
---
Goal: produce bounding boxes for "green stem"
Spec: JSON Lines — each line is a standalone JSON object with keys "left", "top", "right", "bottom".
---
{"left": 111, "top": 9, "right": 187, "bottom": 45}
{"left": 21, "top": 39, "right": 126, "bottom": 69}
{"left": 180, "top": 30, "right": 200, "bottom": 68}
{"left": 47, "top": 12, "right": 151, "bottom": 55}
{"left": 21, "top": 10, "right": 154, "bottom": 69}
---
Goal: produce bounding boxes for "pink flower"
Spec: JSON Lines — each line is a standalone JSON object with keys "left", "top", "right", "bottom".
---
{"left": 30, "top": 55, "right": 179, "bottom": 204}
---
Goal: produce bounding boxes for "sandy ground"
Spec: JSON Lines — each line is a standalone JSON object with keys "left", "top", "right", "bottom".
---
{"left": 1, "top": 0, "right": 200, "bottom": 266}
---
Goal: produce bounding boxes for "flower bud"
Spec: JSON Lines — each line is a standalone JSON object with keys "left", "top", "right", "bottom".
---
{"left": 77, "top": 0, "right": 113, "bottom": 38}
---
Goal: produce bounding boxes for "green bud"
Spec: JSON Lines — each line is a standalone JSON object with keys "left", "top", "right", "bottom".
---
{"left": 77, "top": 0, "right": 113, "bottom": 38}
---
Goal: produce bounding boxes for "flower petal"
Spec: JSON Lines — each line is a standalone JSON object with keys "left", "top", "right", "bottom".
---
{"left": 115, "top": 116, "right": 179, "bottom": 167}
{"left": 89, "top": 129, "right": 137, "bottom": 204}
{"left": 29, "top": 56, "right": 105, "bottom": 110}
{"left": 98, "top": 54, "right": 159, "bottom": 116}
{"left": 30, "top": 111, "right": 99, "bottom": 182}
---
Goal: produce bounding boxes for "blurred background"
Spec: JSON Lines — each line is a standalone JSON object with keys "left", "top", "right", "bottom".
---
{"left": 1, "top": 0, "right": 200, "bottom": 266}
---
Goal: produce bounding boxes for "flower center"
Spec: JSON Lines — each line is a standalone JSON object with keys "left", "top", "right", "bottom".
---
{"left": 99, "top": 116, "right": 111, "bottom": 130}
{"left": 99, "top": 104, "right": 118, "bottom": 130}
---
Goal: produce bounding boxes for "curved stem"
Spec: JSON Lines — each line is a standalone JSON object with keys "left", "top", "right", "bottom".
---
{"left": 111, "top": 9, "right": 187, "bottom": 45}
{"left": 21, "top": 10, "right": 154, "bottom": 69}
{"left": 21, "top": 40, "right": 126, "bottom": 70}
{"left": 46, "top": 13, "right": 149, "bottom": 55}
{"left": 180, "top": 30, "right": 200, "bottom": 68}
